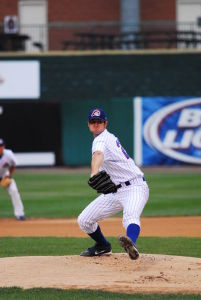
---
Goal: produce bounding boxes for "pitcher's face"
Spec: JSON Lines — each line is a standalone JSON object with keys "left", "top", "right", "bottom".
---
{"left": 88, "top": 119, "right": 108, "bottom": 137}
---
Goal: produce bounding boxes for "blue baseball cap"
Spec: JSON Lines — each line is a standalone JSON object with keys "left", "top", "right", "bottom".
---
{"left": 88, "top": 108, "right": 107, "bottom": 121}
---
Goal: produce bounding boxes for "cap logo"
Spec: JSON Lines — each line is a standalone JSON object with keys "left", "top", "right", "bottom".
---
{"left": 91, "top": 109, "right": 101, "bottom": 117}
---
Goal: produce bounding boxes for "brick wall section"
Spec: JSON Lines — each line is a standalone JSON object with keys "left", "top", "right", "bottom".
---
{"left": 140, "top": 0, "right": 176, "bottom": 21}
{"left": 0, "top": 0, "right": 176, "bottom": 24}
{"left": 0, "top": 0, "right": 18, "bottom": 22}
{"left": 48, "top": 0, "right": 120, "bottom": 21}
{"left": 48, "top": 0, "right": 120, "bottom": 49}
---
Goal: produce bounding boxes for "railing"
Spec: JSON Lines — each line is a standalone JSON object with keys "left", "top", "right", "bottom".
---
{"left": 62, "top": 30, "right": 201, "bottom": 50}
{"left": 0, "top": 21, "right": 201, "bottom": 51}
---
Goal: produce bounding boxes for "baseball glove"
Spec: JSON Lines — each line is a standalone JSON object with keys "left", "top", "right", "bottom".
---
{"left": 0, "top": 176, "right": 12, "bottom": 188}
{"left": 88, "top": 171, "right": 118, "bottom": 194}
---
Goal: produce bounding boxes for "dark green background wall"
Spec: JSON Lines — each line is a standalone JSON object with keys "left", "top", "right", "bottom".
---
{"left": 61, "top": 98, "right": 133, "bottom": 165}
{"left": 39, "top": 52, "right": 201, "bottom": 100}
{"left": 1, "top": 51, "right": 201, "bottom": 165}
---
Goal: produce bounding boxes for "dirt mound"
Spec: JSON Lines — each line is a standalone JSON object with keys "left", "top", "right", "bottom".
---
{"left": 0, "top": 254, "right": 201, "bottom": 294}
{"left": 1, "top": 216, "right": 200, "bottom": 294}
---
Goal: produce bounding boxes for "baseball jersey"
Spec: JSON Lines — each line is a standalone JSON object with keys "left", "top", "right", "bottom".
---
{"left": 0, "top": 149, "right": 17, "bottom": 178}
{"left": 92, "top": 129, "right": 143, "bottom": 184}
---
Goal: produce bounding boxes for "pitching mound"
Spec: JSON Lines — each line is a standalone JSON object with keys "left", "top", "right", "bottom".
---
{"left": 0, "top": 253, "right": 201, "bottom": 294}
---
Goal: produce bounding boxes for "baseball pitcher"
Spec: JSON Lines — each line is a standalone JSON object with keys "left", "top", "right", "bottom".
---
{"left": 78, "top": 108, "right": 149, "bottom": 260}
{"left": 0, "top": 138, "right": 25, "bottom": 220}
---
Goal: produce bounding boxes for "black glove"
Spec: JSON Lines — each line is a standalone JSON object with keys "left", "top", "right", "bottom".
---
{"left": 88, "top": 170, "right": 118, "bottom": 194}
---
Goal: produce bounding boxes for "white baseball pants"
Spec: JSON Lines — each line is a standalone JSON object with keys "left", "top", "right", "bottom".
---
{"left": 78, "top": 177, "right": 149, "bottom": 234}
{"left": 7, "top": 179, "right": 24, "bottom": 217}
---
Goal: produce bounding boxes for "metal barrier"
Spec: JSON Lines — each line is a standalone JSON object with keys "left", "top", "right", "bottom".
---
{"left": 0, "top": 21, "right": 201, "bottom": 51}
{"left": 62, "top": 30, "right": 201, "bottom": 50}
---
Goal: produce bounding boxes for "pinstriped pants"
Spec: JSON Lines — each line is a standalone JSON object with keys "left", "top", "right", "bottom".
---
{"left": 7, "top": 179, "right": 24, "bottom": 217}
{"left": 78, "top": 178, "right": 149, "bottom": 234}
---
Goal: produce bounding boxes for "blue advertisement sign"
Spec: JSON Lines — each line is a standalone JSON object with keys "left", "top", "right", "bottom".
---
{"left": 137, "top": 97, "right": 201, "bottom": 165}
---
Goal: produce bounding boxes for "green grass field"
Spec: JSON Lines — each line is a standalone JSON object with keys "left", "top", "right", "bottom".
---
{"left": 0, "top": 236, "right": 200, "bottom": 258}
{"left": 0, "top": 170, "right": 201, "bottom": 218}
{"left": 1, "top": 288, "right": 201, "bottom": 300}
{"left": 0, "top": 169, "right": 201, "bottom": 299}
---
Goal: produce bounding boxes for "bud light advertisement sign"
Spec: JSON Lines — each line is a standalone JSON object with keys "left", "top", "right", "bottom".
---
{"left": 137, "top": 97, "right": 201, "bottom": 165}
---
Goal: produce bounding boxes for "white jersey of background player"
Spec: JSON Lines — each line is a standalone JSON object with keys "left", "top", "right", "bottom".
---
{"left": 78, "top": 108, "right": 149, "bottom": 260}
{"left": 0, "top": 138, "right": 25, "bottom": 220}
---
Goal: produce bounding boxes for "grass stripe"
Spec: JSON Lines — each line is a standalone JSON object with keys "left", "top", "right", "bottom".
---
{"left": 0, "top": 171, "right": 200, "bottom": 218}
{"left": 0, "top": 288, "right": 200, "bottom": 300}
{"left": 0, "top": 237, "right": 200, "bottom": 258}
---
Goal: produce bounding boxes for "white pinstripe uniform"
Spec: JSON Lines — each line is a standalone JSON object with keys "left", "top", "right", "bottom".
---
{"left": 0, "top": 149, "right": 25, "bottom": 218}
{"left": 78, "top": 129, "right": 149, "bottom": 234}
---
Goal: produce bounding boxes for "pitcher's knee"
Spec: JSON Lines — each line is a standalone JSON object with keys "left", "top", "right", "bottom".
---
{"left": 77, "top": 213, "right": 96, "bottom": 233}
{"left": 123, "top": 216, "right": 140, "bottom": 229}
{"left": 77, "top": 213, "right": 86, "bottom": 231}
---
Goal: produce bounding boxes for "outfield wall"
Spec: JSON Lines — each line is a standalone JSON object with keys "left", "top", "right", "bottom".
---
{"left": 0, "top": 50, "right": 201, "bottom": 166}
{"left": 61, "top": 98, "right": 133, "bottom": 165}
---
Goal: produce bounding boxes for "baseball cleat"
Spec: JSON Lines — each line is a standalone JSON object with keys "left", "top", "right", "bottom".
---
{"left": 16, "top": 215, "right": 26, "bottom": 221}
{"left": 80, "top": 242, "right": 112, "bottom": 257}
{"left": 119, "top": 235, "right": 139, "bottom": 260}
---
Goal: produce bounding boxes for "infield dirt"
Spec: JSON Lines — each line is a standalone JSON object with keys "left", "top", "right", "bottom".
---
{"left": 0, "top": 216, "right": 200, "bottom": 237}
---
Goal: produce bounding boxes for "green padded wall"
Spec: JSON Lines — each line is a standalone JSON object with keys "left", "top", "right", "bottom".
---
{"left": 61, "top": 98, "right": 133, "bottom": 165}
{"left": 1, "top": 51, "right": 201, "bottom": 99}
{"left": 39, "top": 52, "right": 201, "bottom": 100}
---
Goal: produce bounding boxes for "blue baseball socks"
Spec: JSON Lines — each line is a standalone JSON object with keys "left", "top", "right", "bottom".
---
{"left": 89, "top": 223, "right": 140, "bottom": 246}
{"left": 126, "top": 223, "right": 140, "bottom": 244}
{"left": 88, "top": 225, "right": 110, "bottom": 246}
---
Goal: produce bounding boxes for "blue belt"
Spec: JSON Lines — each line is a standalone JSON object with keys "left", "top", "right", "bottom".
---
{"left": 117, "top": 176, "right": 146, "bottom": 189}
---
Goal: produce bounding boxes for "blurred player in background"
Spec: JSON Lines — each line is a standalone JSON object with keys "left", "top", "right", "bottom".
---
{"left": 0, "top": 138, "right": 25, "bottom": 220}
